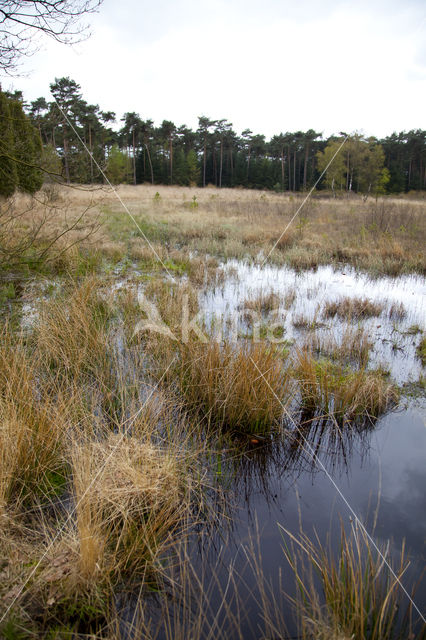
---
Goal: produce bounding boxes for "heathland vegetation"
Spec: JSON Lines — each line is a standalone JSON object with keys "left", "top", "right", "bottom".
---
{"left": 0, "top": 182, "right": 424, "bottom": 638}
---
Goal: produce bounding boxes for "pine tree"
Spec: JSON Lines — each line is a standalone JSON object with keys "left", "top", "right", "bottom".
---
{"left": 106, "top": 144, "right": 129, "bottom": 184}
{"left": 9, "top": 99, "right": 43, "bottom": 194}
{"left": 0, "top": 91, "right": 18, "bottom": 197}
{"left": 186, "top": 149, "right": 200, "bottom": 186}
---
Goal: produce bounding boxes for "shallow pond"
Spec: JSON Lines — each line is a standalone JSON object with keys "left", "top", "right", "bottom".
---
{"left": 202, "top": 262, "right": 426, "bottom": 384}
{"left": 147, "top": 262, "right": 426, "bottom": 638}
{"left": 165, "top": 400, "right": 426, "bottom": 638}
{"left": 10, "top": 262, "right": 426, "bottom": 637}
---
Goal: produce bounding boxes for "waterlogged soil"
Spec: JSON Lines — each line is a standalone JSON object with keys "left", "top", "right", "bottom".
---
{"left": 9, "top": 262, "right": 426, "bottom": 637}
{"left": 149, "top": 263, "right": 426, "bottom": 638}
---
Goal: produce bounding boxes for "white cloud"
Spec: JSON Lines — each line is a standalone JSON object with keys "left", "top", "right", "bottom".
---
{"left": 5, "top": 0, "right": 425, "bottom": 138}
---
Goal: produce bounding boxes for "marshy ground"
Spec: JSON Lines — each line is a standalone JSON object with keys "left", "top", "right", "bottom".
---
{"left": 0, "top": 185, "right": 425, "bottom": 639}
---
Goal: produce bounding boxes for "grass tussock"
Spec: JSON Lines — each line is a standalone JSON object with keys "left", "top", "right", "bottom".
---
{"left": 176, "top": 340, "right": 291, "bottom": 434}
{"left": 280, "top": 522, "right": 422, "bottom": 640}
{"left": 0, "top": 327, "right": 67, "bottom": 509}
{"left": 294, "top": 348, "right": 398, "bottom": 425}
{"left": 309, "top": 325, "right": 373, "bottom": 368}
{"left": 69, "top": 434, "right": 189, "bottom": 584}
{"left": 241, "top": 291, "right": 279, "bottom": 313}
{"left": 292, "top": 313, "right": 324, "bottom": 330}
{"left": 323, "top": 296, "right": 385, "bottom": 320}
{"left": 417, "top": 334, "right": 426, "bottom": 366}
{"left": 34, "top": 277, "right": 112, "bottom": 380}
{"left": 388, "top": 301, "right": 407, "bottom": 321}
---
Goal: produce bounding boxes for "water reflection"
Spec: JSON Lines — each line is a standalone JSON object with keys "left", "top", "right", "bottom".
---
{"left": 202, "top": 261, "right": 426, "bottom": 384}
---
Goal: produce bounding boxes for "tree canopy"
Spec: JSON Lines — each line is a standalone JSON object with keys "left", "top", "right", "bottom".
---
{"left": 0, "top": 89, "right": 43, "bottom": 196}
{"left": 1, "top": 77, "right": 425, "bottom": 196}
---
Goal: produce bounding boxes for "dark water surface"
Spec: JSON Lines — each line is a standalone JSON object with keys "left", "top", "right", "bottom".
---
{"left": 167, "top": 402, "right": 425, "bottom": 639}
{"left": 139, "top": 264, "right": 426, "bottom": 638}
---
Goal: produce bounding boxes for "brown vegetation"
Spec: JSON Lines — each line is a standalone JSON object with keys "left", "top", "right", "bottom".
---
{"left": 323, "top": 296, "right": 385, "bottom": 320}
{"left": 2, "top": 185, "right": 425, "bottom": 277}
{"left": 293, "top": 348, "right": 398, "bottom": 425}
{"left": 0, "top": 184, "right": 422, "bottom": 638}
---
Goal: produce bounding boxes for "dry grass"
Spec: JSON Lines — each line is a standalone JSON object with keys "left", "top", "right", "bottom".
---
{"left": 5, "top": 185, "right": 425, "bottom": 276}
{"left": 241, "top": 291, "right": 279, "bottom": 313}
{"left": 0, "top": 183, "right": 423, "bottom": 636}
{"left": 176, "top": 340, "right": 292, "bottom": 433}
{"left": 323, "top": 296, "right": 385, "bottom": 320}
{"left": 0, "top": 279, "right": 208, "bottom": 637}
{"left": 279, "top": 522, "right": 421, "bottom": 640}
{"left": 388, "top": 301, "right": 407, "bottom": 321}
{"left": 283, "top": 287, "right": 297, "bottom": 309}
{"left": 33, "top": 277, "right": 113, "bottom": 381}
{"left": 0, "top": 326, "right": 67, "bottom": 510}
{"left": 293, "top": 348, "right": 398, "bottom": 426}
{"left": 308, "top": 325, "right": 373, "bottom": 368}
{"left": 292, "top": 313, "right": 324, "bottom": 330}
{"left": 69, "top": 433, "right": 189, "bottom": 584}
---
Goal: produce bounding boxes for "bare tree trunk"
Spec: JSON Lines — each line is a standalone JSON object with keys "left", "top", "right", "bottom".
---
{"left": 213, "top": 146, "right": 217, "bottom": 186}
{"left": 281, "top": 149, "right": 285, "bottom": 189}
{"left": 132, "top": 129, "right": 136, "bottom": 185}
{"left": 346, "top": 151, "right": 350, "bottom": 191}
{"left": 288, "top": 146, "right": 291, "bottom": 191}
{"left": 89, "top": 124, "right": 94, "bottom": 183}
{"left": 146, "top": 143, "right": 154, "bottom": 185}
{"left": 303, "top": 142, "right": 309, "bottom": 189}
{"left": 203, "top": 142, "right": 206, "bottom": 187}
{"left": 219, "top": 140, "right": 223, "bottom": 188}
{"left": 293, "top": 149, "right": 296, "bottom": 191}
{"left": 169, "top": 135, "right": 173, "bottom": 184}
{"left": 63, "top": 132, "right": 70, "bottom": 184}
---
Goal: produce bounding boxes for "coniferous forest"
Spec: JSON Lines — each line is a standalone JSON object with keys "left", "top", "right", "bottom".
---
{"left": 1, "top": 76, "right": 425, "bottom": 196}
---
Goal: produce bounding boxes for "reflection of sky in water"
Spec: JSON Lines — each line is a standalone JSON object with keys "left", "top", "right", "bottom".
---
{"left": 181, "top": 402, "right": 426, "bottom": 639}
{"left": 202, "top": 262, "right": 426, "bottom": 383}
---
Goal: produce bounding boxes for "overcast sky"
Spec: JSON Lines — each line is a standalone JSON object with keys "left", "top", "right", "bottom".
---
{"left": 5, "top": 0, "right": 426, "bottom": 139}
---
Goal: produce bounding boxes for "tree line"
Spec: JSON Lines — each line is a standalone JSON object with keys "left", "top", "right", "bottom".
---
{"left": 1, "top": 77, "right": 425, "bottom": 197}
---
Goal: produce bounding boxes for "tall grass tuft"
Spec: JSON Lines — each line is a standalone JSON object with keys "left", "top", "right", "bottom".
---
{"left": 294, "top": 348, "right": 398, "bottom": 426}
{"left": 0, "top": 326, "right": 66, "bottom": 509}
{"left": 176, "top": 340, "right": 291, "bottom": 434}
{"left": 323, "top": 296, "right": 385, "bottom": 320}
{"left": 34, "top": 277, "right": 112, "bottom": 384}
{"left": 69, "top": 434, "right": 188, "bottom": 584}
{"left": 279, "top": 522, "right": 423, "bottom": 640}
{"left": 309, "top": 325, "right": 373, "bottom": 368}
